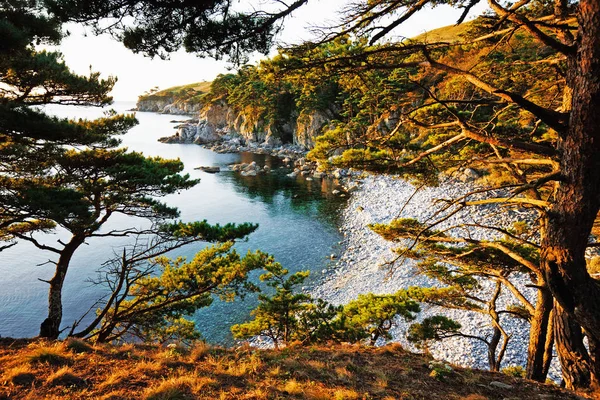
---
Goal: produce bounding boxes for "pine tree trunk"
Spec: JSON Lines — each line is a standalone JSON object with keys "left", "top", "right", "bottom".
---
{"left": 554, "top": 302, "right": 592, "bottom": 390}
{"left": 39, "top": 235, "right": 85, "bottom": 339}
{"left": 541, "top": 0, "right": 600, "bottom": 374}
{"left": 488, "top": 326, "right": 501, "bottom": 372}
{"left": 526, "top": 287, "right": 553, "bottom": 381}
{"left": 542, "top": 308, "right": 555, "bottom": 378}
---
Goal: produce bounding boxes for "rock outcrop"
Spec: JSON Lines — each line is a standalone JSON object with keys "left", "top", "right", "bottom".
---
{"left": 137, "top": 97, "right": 202, "bottom": 115}
{"left": 159, "top": 101, "right": 334, "bottom": 150}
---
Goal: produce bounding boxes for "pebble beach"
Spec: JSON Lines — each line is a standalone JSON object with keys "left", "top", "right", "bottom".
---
{"left": 310, "top": 173, "right": 561, "bottom": 378}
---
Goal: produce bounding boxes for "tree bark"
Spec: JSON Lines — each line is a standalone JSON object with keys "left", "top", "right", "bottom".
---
{"left": 585, "top": 331, "right": 600, "bottom": 389}
{"left": 526, "top": 287, "right": 554, "bottom": 381}
{"left": 542, "top": 308, "right": 555, "bottom": 378}
{"left": 554, "top": 302, "right": 592, "bottom": 390}
{"left": 541, "top": 0, "right": 600, "bottom": 374}
{"left": 39, "top": 234, "right": 86, "bottom": 339}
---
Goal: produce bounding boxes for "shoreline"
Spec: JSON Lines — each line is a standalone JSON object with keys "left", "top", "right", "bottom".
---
{"left": 310, "top": 173, "right": 561, "bottom": 378}
{"left": 156, "top": 117, "right": 559, "bottom": 377}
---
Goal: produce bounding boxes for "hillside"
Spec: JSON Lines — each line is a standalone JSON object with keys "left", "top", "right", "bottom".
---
{"left": 412, "top": 21, "right": 474, "bottom": 42}
{"left": 136, "top": 81, "right": 213, "bottom": 114}
{"left": 0, "top": 339, "right": 589, "bottom": 400}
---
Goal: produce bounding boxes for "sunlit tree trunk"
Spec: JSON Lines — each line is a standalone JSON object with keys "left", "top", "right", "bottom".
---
{"left": 526, "top": 287, "right": 554, "bottom": 381}
{"left": 541, "top": 0, "right": 600, "bottom": 377}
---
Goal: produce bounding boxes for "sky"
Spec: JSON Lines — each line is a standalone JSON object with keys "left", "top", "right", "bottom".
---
{"left": 54, "top": 0, "right": 487, "bottom": 101}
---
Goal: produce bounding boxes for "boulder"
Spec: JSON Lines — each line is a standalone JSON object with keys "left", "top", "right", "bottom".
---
{"left": 460, "top": 168, "right": 480, "bottom": 182}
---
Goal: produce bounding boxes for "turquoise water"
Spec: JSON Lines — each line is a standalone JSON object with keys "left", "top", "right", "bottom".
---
{"left": 0, "top": 102, "right": 344, "bottom": 343}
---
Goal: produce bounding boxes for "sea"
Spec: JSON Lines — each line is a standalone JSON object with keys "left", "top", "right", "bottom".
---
{"left": 0, "top": 102, "right": 345, "bottom": 343}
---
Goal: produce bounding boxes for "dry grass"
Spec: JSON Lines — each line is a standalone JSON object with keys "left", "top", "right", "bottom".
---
{"left": 45, "top": 366, "right": 86, "bottom": 387}
{"left": 65, "top": 338, "right": 94, "bottom": 354}
{"left": 144, "top": 376, "right": 197, "bottom": 400}
{"left": 2, "top": 365, "right": 36, "bottom": 386}
{"left": 187, "top": 341, "right": 211, "bottom": 362}
{"left": 144, "top": 375, "right": 217, "bottom": 400}
{"left": 0, "top": 338, "right": 592, "bottom": 400}
{"left": 25, "top": 343, "right": 71, "bottom": 366}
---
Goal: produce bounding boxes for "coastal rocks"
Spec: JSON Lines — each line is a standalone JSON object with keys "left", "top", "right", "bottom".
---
{"left": 459, "top": 168, "right": 481, "bottom": 182}
{"left": 136, "top": 98, "right": 201, "bottom": 114}
{"left": 195, "top": 166, "right": 220, "bottom": 173}
{"left": 489, "top": 381, "right": 513, "bottom": 390}
{"left": 193, "top": 120, "right": 221, "bottom": 144}
{"left": 230, "top": 161, "right": 269, "bottom": 177}
{"left": 295, "top": 109, "right": 337, "bottom": 148}
{"left": 156, "top": 99, "right": 334, "bottom": 150}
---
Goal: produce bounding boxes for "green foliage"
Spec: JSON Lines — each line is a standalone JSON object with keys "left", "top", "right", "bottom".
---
{"left": 232, "top": 265, "right": 424, "bottom": 347}
{"left": 92, "top": 242, "right": 266, "bottom": 343}
{"left": 231, "top": 262, "right": 312, "bottom": 348}
{"left": 502, "top": 365, "right": 526, "bottom": 378}
{"left": 370, "top": 218, "right": 446, "bottom": 241}
{"left": 46, "top": 0, "right": 310, "bottom": 63}
{"left": 342, "top": 292, "right": 421, "bottom": 345}
{"left": 428, "top": 361, "right": 454, "bottom": 382}
{"left": 0, "top": 0, "right": 132, "bottom": 243}
{"left": 407, "top": 316, "right": 461, "bottom": 350}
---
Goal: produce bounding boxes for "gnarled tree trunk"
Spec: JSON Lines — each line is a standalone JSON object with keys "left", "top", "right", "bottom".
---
{"left": 526, "top": 287, "right": 554, "bottom": 381}
{"left": 541, "top": 0, "right": 600, "bottom": 375}
{"left": 39, "top": 234, "right": 85, "bottom": 339}
{"left": 554, "top": 302, "right": 592, "bottom": 390}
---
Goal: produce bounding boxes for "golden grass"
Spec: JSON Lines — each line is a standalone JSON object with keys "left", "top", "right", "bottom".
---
{"left": 144, "top": 375, "right": 216, "bottom": 400}
{"left": 412, "top": 21, "right": 474, "bottom": 43}
{"left": 0, "top": 339, "right": 590, "bottom": 400}
{"left": 2, "top": 365, "right": 36, "bottom": 386}
{"left": 64, "top": 337, "right": 94, "bottom": 354}
{"left": 25, "top": 344, "right": 71, "bottom": 366}
{"left": 283, "top": 378, "right": 304, "bottom": 395}
{"left": 45, "top": 366, "right": 85, "bottom": 387}
{"left": 135, "top": 360, "right": 164, "bottom": 375}
{"left": 187, "top": 341, "right": 211, "bottom": 362}
{"left": 333, "top": 388, "right": 360, "bottom": 400}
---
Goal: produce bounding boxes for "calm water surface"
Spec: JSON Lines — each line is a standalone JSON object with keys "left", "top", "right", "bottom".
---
{"left": 0, "top": 102, "right": 344, "bottom": 343}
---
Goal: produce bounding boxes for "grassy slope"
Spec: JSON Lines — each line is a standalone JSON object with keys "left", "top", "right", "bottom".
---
{"left": 0, "top": 339, "right": 590, "bottom": 400}
{"left": 412, "top": 21, "right": 474, "bottom": 43}
{"left": 138, "top": 81, "right": 213, "bottom": 105}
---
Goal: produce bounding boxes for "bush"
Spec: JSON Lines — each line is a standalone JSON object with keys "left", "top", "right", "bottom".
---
{"left": 502, "top": 365, "right": 525, "bottom": 378}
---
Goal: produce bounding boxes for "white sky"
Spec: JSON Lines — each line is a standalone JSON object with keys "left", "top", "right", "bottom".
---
{"left": 55, "top": 0, "right": 487, "bottom": 101}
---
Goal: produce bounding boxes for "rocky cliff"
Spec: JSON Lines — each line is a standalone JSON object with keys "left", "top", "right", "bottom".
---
{"left": 160, "top": 100, "right": 334, "bottom": 149}
{"left": 136, "top": 82, "right": 211, "bottom": 115}
{"left": 137, "top": 97, "right": 202, "bottom": 115}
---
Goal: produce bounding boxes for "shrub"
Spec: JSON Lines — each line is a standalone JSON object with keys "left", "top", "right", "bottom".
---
{"left": 26, "top": 345, "right": 71, "bottom": 366}
{"left": 502, "top": 365, "right": 525, "bottom": 378}
{"left": 45, "top": 367, "right": 86, "bottom": 387}
{"left": 3, "top": 366, "right": 36, "bottom": 386}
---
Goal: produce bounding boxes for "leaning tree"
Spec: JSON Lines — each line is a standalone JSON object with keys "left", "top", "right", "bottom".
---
{"left": 0, "top": 0, "right": 257, "bottom": 339}
{"left": 263, "top": 0, "right": 600, "bottom": 389}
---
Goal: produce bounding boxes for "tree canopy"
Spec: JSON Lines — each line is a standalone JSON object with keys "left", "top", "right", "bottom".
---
{"left": 44, "top": 0, "right": 310, "bottom": 63}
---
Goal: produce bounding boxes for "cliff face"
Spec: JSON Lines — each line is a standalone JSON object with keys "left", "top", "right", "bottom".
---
{"left": 140, "top": 79, "right": 335, "bottom": 149}
{"left": 164, "top": 101, "right": 332, "bottom": 149}
{"left": 137, "top": 97, "right": 202, "bottom": 115}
